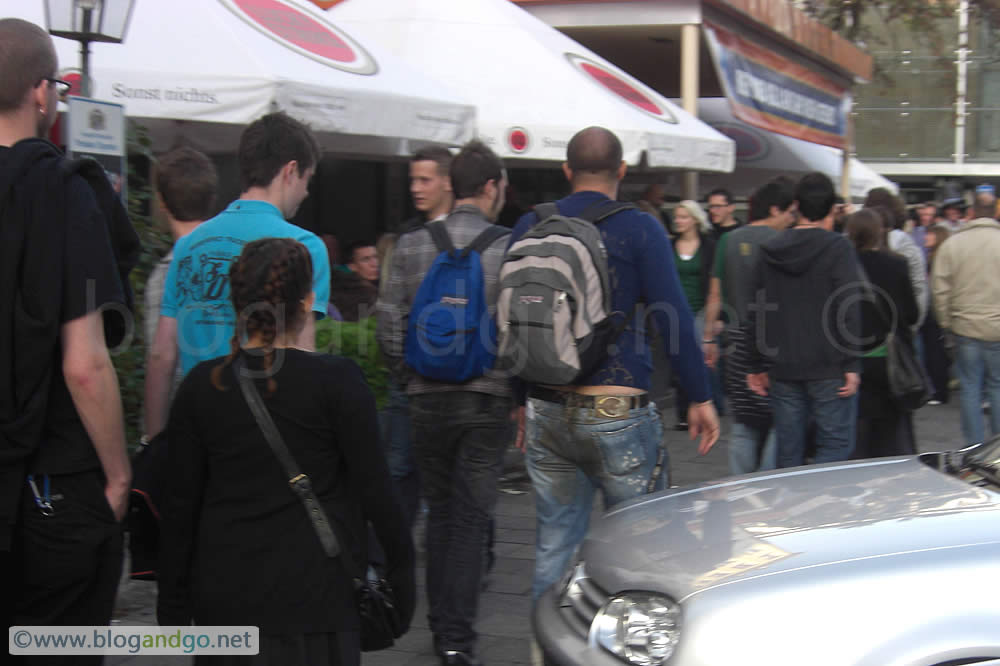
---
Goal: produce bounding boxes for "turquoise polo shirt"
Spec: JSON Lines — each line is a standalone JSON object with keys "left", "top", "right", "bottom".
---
{"left": 160, "top": 200, "right": 331, "bottom": 376}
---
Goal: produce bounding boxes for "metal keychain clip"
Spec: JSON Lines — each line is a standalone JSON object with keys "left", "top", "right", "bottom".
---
{"left": 27, "top": 474, "right": 55, "bottom": 517}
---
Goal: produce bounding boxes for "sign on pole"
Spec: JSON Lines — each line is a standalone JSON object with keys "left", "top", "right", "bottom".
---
{"left": 67, "top": 97, "right": 127, "bottom": 201}
{"left": 704, "top": 21, "right": 850, "bottom": 150}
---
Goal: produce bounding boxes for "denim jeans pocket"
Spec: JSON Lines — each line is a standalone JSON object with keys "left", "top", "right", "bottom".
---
{"left": 588, "top": 419, "right": 649, "bottom": 476}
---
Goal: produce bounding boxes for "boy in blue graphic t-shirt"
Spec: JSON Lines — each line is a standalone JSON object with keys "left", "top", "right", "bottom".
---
{"left": 144, "top": 113, "right": 330, "bottom": 438}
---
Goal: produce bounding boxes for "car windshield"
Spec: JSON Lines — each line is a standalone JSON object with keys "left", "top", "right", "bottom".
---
{"left": 923, "top": 435, "right": 1000, "bottom": 489}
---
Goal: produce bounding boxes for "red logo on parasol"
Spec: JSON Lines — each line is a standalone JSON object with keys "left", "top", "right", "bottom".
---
{"left": 507, "top": 127, "right": 530, "bottom": 153}
{"left": 713, "top": 122, "right": 770, "bottom": 162}
{"left": 221, "top": 0, "right": 377, "bottom": 74}
{"left": 565, "top": 53, "right": 677, "bottom": 124}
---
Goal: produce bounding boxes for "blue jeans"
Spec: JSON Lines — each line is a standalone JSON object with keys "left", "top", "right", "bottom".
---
{"left": 379, "top": 380, "right": 414, "bottom": 481}
{"left": 409, "top": 391, "right": 511, "bottom": 653}
{"left": 378, "top": 380, "right": 420, "bottom": 528}
{"left": 953, "top": 335, "right": 1000, "bottom": 445}
{"left": 728, "top": 422, "right": 777, "bottom": 476}
{"left": 770, "top": 378, "right": 857, "bottom": 467}
{"left": 525, "top": 398, "right": 665, "bottom": 602}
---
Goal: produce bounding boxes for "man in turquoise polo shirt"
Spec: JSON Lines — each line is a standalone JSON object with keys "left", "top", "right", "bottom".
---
{"left": 144, "top": 112, "right": 330, "bottom": 437}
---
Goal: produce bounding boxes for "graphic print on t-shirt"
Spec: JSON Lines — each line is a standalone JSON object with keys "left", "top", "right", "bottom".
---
{"left": 199, "top": 253, "right": 232, "bottom": 302}
{"left": 175, "top": 256, "right": 197, "bottom": 305}
{"left": 161, "top": 201, "right": 331, "bottom": 376}
{"left": 172, "top": 236, "right": 245, "bottom": 351}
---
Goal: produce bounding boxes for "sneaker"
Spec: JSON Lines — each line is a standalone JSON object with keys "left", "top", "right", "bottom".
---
{"left": 674, "top": 421, "right": 688, "bottom": 431}
{"left": 441, "top": 651, "right": 483, "bottom": 666}
{"left": 927, "top": 400, "right": 942, "bottom": 406}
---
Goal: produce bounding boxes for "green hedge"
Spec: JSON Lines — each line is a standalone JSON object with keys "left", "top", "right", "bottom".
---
{"left": 112, "top": 125, "right": 171, "bottom": 448}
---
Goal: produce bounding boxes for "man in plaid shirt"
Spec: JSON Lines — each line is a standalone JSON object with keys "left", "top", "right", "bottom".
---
{"left": 376, "top": 140, "right": 511, "bottom": 666}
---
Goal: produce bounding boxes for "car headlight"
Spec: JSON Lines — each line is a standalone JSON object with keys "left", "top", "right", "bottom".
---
{"left": 590, "top": 593, "right": 681, "bottom": 666}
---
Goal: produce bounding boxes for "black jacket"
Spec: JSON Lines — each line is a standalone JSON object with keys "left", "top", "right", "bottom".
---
{"left": 157, "top": 350, "right": 416, "bottom": 634}
{"left": 0, "top": 140, "right": 65, "bottom": 549}
{"left": 857, "top": 250, "right": 919, "bottom": 421}
{"left": 746, "top": 227, "right": 862, "bottom": 381}
{"left": 858, "top": 250, "right": 919, "bottom": 352}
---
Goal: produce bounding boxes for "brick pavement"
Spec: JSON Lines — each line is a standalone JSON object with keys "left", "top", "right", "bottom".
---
{"left": 107, "top": 400, "right": 965, "bottom": 665}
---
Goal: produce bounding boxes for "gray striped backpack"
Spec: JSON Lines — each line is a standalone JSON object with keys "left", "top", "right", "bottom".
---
{"left": 497, "top": 200, "right": 635, "bottom": 385}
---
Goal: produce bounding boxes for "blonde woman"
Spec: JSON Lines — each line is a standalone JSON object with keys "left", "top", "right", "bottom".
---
{"left": 669, "top": 200, "right": 721, "bottom": 428}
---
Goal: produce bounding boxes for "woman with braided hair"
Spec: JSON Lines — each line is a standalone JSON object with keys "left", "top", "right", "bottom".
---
{"left": 157, "top": 238, "right": 415, "bottom": 665}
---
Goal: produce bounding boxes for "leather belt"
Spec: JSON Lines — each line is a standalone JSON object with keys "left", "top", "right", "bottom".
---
{"left": 528, "top": 386, "right": 649, "bottom": 418}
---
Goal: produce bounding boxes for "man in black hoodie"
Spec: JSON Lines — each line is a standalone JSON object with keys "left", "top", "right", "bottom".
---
{"left": 1, "top": 18, "right": 137, "bottom": 649}
{"left": 745, "top": 173, "right": 862, "bottom": 467}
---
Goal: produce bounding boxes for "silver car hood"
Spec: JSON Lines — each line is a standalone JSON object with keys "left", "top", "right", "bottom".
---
{"left": 582, "top": 455, "right": 1000, "bottom": 601}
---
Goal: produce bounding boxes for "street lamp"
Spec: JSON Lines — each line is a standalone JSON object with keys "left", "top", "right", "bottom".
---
{"left": 43, "top": 0, "right": 135, "bottom": 97}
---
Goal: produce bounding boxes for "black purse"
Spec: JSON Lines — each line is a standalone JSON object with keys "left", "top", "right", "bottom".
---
{"left": 127, "top": 431, "right": 169, "bottom": 580}
{"left": 234, "top": 357, "right": 402, "bottom": 651}
{"left": 884, "top": 329, "right": 932, "bottom": 410}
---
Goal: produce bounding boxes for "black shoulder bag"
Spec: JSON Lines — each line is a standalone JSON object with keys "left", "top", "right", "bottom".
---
{"left": 234, "top": 356, "right": 402, "bottom": 651}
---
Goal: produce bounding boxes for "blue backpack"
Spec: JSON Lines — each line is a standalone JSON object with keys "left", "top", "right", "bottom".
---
{"left": 405, "top": 220, "right": 510, "bottom": 382}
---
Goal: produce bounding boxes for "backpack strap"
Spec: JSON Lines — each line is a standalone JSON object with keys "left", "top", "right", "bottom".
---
{"left": 462, "top": 225, "right": 510, "bottom": 258}
{"left": 579, "top": 200, "right": 637, "bottom": 224}
{"left": 533, "top": 202, "right": 560, "bottom": 223}
{"left": 425, "top": 219, "right": 455, "bottom": 255}
{"left": 533, "top": 200, "right": 636, "bottom": 226}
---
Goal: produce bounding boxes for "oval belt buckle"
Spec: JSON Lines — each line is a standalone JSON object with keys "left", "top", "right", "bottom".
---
{"left": 595, "top": 395, "right": 628, "bottom": 418}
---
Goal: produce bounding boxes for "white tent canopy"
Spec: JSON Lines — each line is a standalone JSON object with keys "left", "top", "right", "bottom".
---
{"left": 332, "top": 0, "right": 735, "bottom": 172}
{"left": 696, "top": 98, "right": 897, "bottom": 200}
{"left": 3, "top": 0, "right": 475, "bottom": 155}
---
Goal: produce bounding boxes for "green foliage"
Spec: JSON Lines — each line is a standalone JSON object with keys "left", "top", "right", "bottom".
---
{"left": 315, "top": 316, "right": 390, "bottom": 409}
{"left": 799, "top": 0, "right": 1000, "bottom": 84}
{"left": 800, "top": 0, "right": 954, "bottom": 48}
{"left": 111, "top": 122, "right": 171, "bottom": 447}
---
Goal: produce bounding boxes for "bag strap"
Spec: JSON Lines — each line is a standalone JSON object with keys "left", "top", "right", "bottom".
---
{"left": 532, "top": 200, "right": 637, "bottom": 227}
{"left": 857, "top": 264, "right": 893, "bottom": 330}
{"left": 233, "top": 355, "right": 342, "bottom": 559}
{"left": 425, "top": 220, "right": 455, "bottom": 255}
{"left": 580, "top": 200, "right": 637, "bottom": 224}
{"left": 533, "top": 202, "right": 559, "bottom": 222}
{"left": 462, "top": 225, "right": 510, "bottom": 258}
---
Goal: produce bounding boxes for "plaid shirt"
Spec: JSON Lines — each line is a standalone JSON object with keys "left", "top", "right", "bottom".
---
{"left": 375, "top": 205, "right": 512, "bottom": 397}
{"left": 143, "top": 248, "right": 184, "bottom": 404}
{"left": 144, "top": 250, "right": 172, "bottom": 349}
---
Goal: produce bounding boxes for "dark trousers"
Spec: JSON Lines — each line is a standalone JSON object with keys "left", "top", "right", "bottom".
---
{"left": 379, "top": 380, "right": 420, "bottom": 528}
{"left": 409, "top": 391, "right": 511, "bottom": 654}
{"left": 854, "top": 413, "right": 916, "bottom": 459}
{"left": 11, "top": 470, "right": 123, "bottom": 666}
{"left": 853, "top": 358, "right": 917, "bottom": 459}
{"left": 921, "top": 310, "right": 952, "bottom": 403}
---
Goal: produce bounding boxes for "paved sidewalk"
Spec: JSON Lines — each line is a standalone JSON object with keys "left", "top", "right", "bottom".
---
{"left": 108, "top": 401, "right": 966, "bottom": 665}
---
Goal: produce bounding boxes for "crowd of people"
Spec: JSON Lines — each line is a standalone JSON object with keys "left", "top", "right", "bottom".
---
{"left": 3, "top": 15, "right": 1000, "bottom": 666}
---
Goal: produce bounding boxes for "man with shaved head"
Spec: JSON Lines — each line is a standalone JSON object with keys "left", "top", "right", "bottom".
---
{"left": 508, "top": 126, "right": 719, "bottom": 612}
{"left": 1, "top": 18, "right": 137, "bottom": 648}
